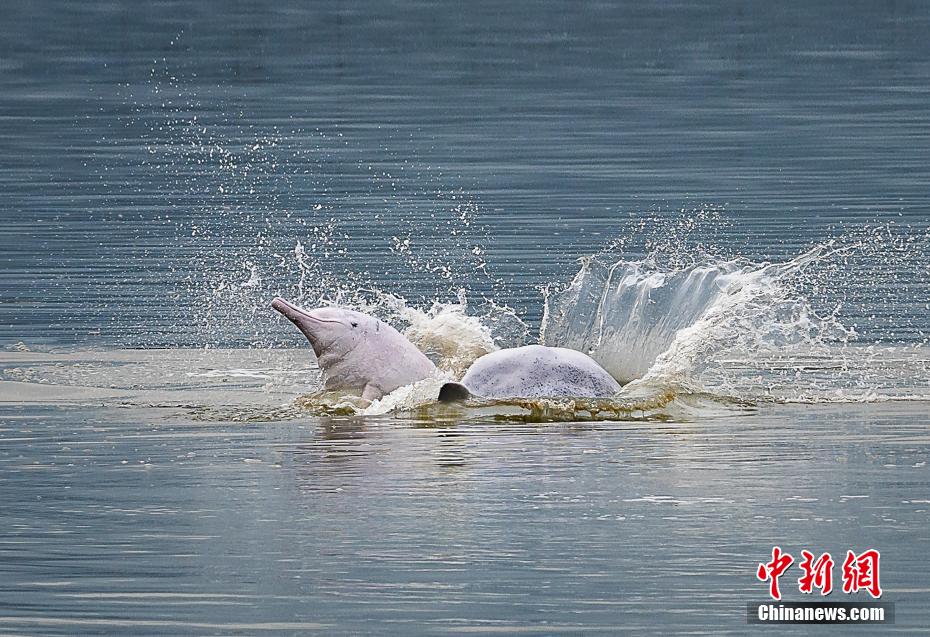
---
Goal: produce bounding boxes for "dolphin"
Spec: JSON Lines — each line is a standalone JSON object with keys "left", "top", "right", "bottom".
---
{"left": 272, "top": 297, "right": 436, "bottom": 401}
{"left": 438, "top": 344, "right": 621, "bottom": 402}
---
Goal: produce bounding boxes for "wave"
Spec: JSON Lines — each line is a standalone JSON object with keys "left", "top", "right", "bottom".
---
{"left": 6, "top": 232, "right": 927, "bottom": 422}
{"left": 289, "top": 237, "right": 930, "bottom": 420}
{"left": 541, "top": 243, "right": 854, "bottom": 389}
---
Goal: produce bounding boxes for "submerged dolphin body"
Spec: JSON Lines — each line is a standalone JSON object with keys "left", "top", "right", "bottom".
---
{"left": 438, "top": 344, "right": 621, "bottom": 402}
{"left": 272, "top": 297, "right": 436, "bottom": 401}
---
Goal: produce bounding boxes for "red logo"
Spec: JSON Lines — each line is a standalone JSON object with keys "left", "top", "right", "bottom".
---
{"left": 757, "top": 547, "right": 881, "bottom": 600}
{"left": 798, "top": 550, "right": 834, "bottom": 596}
{"left": 842, "top": 549, "right": 882, "bottom": 599}
{"left": 756, "top": 546, "right": 794, "bottom": 601}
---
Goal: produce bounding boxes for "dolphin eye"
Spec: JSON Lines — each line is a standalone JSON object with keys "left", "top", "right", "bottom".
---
{"left": 351, "top": 322, "right": 358, "bottom": 328}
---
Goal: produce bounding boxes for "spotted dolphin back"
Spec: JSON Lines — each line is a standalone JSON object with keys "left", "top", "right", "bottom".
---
{"left": 439, "top": 344, "right": 621, "bottom": 401}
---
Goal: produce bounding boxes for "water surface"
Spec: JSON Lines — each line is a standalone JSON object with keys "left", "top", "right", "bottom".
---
{"left": 2, "top": 1, "right": 929, "bottom": 634}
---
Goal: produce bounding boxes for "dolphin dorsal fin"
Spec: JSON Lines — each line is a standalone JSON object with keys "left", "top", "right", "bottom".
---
{"left": 438, "top": 382, "right": 471, "bottom": 402}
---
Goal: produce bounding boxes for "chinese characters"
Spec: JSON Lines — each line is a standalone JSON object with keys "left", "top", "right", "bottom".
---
{"left": 757, "top": 547, "right": 881, "bottom": 600}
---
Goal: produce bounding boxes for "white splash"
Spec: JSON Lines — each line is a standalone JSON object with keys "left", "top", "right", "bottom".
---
{"left": 277, "top": 218, "right": 930, "bottom": 417}
{"left": 393, "top": 292, "right": 499, "bottom": 376}
{"left": 239, "top": 263, "right": 261, "bottom": 288}
{"left": 362, "top": 372, "right": 453, "bottom": 416}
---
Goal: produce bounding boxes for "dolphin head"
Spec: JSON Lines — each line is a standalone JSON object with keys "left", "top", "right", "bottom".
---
{"left": 271, "top": 297, "right": 376, "bottom": 359}
{"left": 272, "top": 296, "right": 438, "bottom": 400}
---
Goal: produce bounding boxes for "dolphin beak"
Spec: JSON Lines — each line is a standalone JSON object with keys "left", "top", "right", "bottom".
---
{"left": 271, "top": 297, "right": 311, "bottom": 323}
{"left": 272, "top": 297, "right": 322, "bottom": 354}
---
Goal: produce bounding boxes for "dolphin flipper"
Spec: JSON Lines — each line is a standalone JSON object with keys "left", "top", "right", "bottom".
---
{"left": 438, "top": 382, "right": 471, "bottom": 403}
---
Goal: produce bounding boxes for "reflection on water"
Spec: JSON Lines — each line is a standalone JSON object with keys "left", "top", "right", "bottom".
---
{"left": 0, "top": 349, "right": 928, "bottom": 636}
{"left": 1, "top": 395, "right": 929, "bottom": 634}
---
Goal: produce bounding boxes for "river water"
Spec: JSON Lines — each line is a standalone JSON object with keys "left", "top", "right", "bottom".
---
{"left": 1, "top": 1, "right": 929, "bottom": 634}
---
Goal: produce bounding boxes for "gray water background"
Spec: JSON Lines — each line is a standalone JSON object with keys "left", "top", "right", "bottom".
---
{"left": 1, "top": 1, "right": 930, "bottom": 634}
{"left": 2, "top": 0, "right": 929, "bottom": 346}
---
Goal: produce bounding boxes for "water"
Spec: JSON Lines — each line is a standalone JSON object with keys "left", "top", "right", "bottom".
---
{"left": 2, "top": 0, "right": 930, "bottom": 633}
